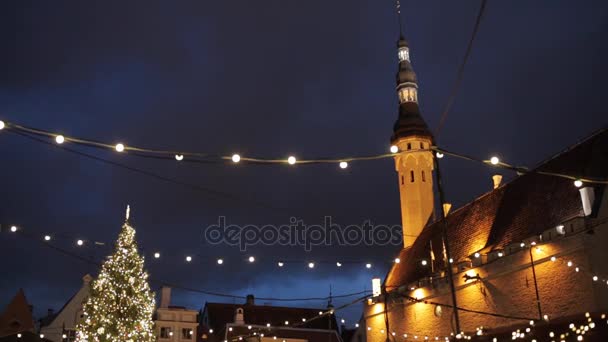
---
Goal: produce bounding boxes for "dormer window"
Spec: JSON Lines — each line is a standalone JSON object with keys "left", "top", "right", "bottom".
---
{"left": 398, "top": 47, "right": 410, "bottom": 62}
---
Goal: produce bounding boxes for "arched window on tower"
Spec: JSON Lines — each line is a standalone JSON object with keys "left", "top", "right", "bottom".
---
{"left": 407, "top": 143, "right": 412, "bottom": 150}
{"left": 410, "top": 170, "right": 415, "bottom": 182}
{"left": 422, "top": 170, "right": 426, "bottom": 182}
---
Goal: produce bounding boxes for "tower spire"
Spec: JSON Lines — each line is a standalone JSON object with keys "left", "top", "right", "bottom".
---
{"left": 389, "top": 6, "right": 435, "bottom": 249}
{"left": 396, "top": 0, "right": 403, "bottom": 37}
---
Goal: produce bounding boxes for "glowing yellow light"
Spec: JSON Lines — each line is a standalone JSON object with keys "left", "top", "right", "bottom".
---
{"left": 390, "top": 145, "right": 399, "bottom": 153}
{"left": 217, "top": 258, "right": 224, "bottom": 265}
{"left": 544, "top": 314, "right": 549, "bottom": 321}
{"left": 436, "top": 152, "right": 444, "bottom": 159}
{"left": 248, "top": 256, "right": 255, "bottom": 263}
{"left": 339, "top": 161, "right": 348, "bottom": 169}
{"left": 365, "top": 263, "right": 372, "bottom": 269}
{"left": 175, "top": 154, "right": 184, "bottom": 161}
{"left": 355, "top": 323, "right": 359, "bottom": 328}
{"left": 490, "top": 156, "right": 499, "bottom": 165}
{"left": 266, "top": 323, "right": 270, "bottom": 327}
{"left": 520, "top": 242, "right": 526, "bottom": 248}
{"left": 421, "top": 260, "right": 428, "bottom": 266}
{"left": 0, "top": 121, "right": 4, "bottom": 130}
{"left": 551, "top": 256, "right": 556, "bottom": 262}
{"left": 308, "top": 262, "right": 315, "bottom": 268}
{"left": 535, "top": 247, "right": 542, "bottom": 253}
{"left": 530, "top": 320, "right": 535, "bottom": 326}
{"left": 577, "top": 335, "right": 583, "bottom": 341}
{"left": 77, "top": 239, "right": 84, "bottom": 246}
{"left": 593, "top": 276, "right": 599, "bottom": 281}
{"left": 44, "top": 235, "right": 51, "bottom": 241}
{"left": 40, "top": 334, "right": 44, "bottom": 338}
{"left": 209, "top": 329, "right": 213, "bottom": 333}
{"left": 278, "top": 261, "right": 284, "bottom": 267}
{"left": 449, "top": 258, "right": 453, "bottom": 263}
{"left": 248, "top": 325, "right": 252, "bottom": 329}
{"left": 115, "top": 143, "right": 125, "bottom": 152}
{"left": 55, "top": 135, "right": 65, "bottom": 144}
{"left": 186, "top": 256, "right": 192, "bottom": 262}
{"left": 284, "top": 321, "right": 289, "bottom": 325}
{"left": 336, "top": 262, "right": 342, "bottom": 267}
{"left": 497, "top": 252, "right": 503, "bottom": 257}
{"left": 474, "top": 253, "right": 480, "bottom": 258}
{"left": 574, "top": 179, "right": 583, "bottom": 188}
{"left": 372, "top": 278, "right": 381, "bottom": 297}
{"left": 10, "top": 226, "right": 17, "bottom": 232}
{"left": 232, "top": 154, "right": 241, "bottom": 163}
{"left": 154, "top": 252, "right": 160, "bottom": 258}
{"left": 287, "top": 156, "right": 297, "bottom": 165}
{"left": 63, "top": 334, "right": 67, "bottom": 338}
{"left": 394, "top": 258, "right": 401, "bottom": 263}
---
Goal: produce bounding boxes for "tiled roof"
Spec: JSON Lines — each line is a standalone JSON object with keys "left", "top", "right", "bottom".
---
{"left": 0, "top": 289, "right": 34, "bottom": 338}
{"left": 386, "top": 128, "right": 608, "bottom": 289}
{"left": 202, "top": 302, "right": 339, "bottom": 333}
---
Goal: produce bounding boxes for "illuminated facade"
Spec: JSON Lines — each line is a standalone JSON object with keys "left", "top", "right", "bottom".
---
{"left": 155, "top": 286, "right": 199, "bottom": 341}
{"left": 391, "top": 36, "right": 435, "bottom": 249}
{"left": 360, "top": 31, "right": 608, "bottom": 341}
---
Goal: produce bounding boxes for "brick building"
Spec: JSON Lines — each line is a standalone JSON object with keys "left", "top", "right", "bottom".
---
{"left": 361, "top": 26, "right": 608, "bottom": 342}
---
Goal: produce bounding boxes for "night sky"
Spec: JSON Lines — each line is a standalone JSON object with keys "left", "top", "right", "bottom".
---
{"left": 1, "top": 1, "right": 607, "bottom": 325}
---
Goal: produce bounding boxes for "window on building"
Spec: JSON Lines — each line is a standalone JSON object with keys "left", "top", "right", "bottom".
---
{"left": 64, "top": 329, "right": 76, "bottom": 342}
{"left": 182, "top": 328, "right": 193, "bottom": 339}
{"left": 420, "top": 142, "right": 424, "bottom": 149}
{"left": 160, "top": 327, "right": 172, "bottom": 339}
{"left": 422, "top": 170, "right": 426, "bottom": 182}
{"left": 401, "top": 175, "right": 404, "bottom": 185}
{"left": 407, "top": 143, "right": 411, "bottom": 150}
{"left": 398, "top": 47, "right": 410, "bottom": 62}
{"left": 410, "top": 170, "right": 415, "bottom": 182}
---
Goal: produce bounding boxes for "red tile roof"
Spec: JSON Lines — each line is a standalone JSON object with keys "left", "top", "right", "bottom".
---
{"left": 386, "top": 128, "right": 608, "bottom": 289}
{"left": 200, "top": 302, "right": 340, "bottom": 342}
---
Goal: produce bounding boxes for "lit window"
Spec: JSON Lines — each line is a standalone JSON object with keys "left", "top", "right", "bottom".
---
{"left": 160, "top": 327, "right": 172, "bottom": 339}
{"left": 398, "top": 87, "right": 418, "bottom": 103}
{"left": 398, "top": 47, "right": 410, "bottom": 62}
{"left": 182, "top": 328, "right": 193, "bottom": 339}
{"left": 410, "top": 170, "right": 415, "bottom": 182}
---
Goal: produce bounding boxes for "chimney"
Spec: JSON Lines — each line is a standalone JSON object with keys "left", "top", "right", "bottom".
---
{"left": 579, "top": 187, "right": 595, "bottom": 217}
{"left": 160, "top": 286, "right": 171, "bottom": 308}
{"left": 442, "top": 203, "right": 452, "bottom": 217}
{"left": 245, "top": 294, "right": 255, "bottom": 306}
{"left": 492, "top": 175, "right": 503, "bottom": 189}
{"left": 83, "top": 274, "right": 93, "bottom": 285}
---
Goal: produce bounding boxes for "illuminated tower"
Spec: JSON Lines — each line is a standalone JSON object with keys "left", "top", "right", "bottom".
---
{"left": 391, "top": 35, "right": 435, "bottom": 248}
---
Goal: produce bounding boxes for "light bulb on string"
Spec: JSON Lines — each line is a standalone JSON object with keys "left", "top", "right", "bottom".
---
{"left": 490, "top": 156, "right": 500, "bottom": 165}
{"left": 44, "top": 235, "right": 51, "bottom": 241}
{"left": 217, "top": 258, "right": 224, "bottom": 265}
{"left": 0, "top": 120, "right": 5, "bottom": 130}
{"left": 154, "top": 252, "right": 160, "bottom": 259}
{"left": 394, "top": 258, "right": 401, "bottom": 263}
{"left": 175, "top": 154, "right": 184, "bottom": 161}
{"left": 10, "top": 226, "right": 17, "bottom": 232}
{"left": 336, "top": 262, "right": 342, "bottom": 267}
{"left": 574, "top": 179, "right": 583, "bottom": 188}
{"left": 365, "top": 263, "right": 372, "bottom": 269}
{"left": 77, "top": 239, "right": 84, "bottom": 246}
{"left": 287, "top": 156, "right": 297, "bottom": 165}
{"left": 55, "top": 135, "right": 65, "bottom": 144}
{"left": 339, "top": 161, "right": 348, "bottom": 169}
{"left": 390, "top": 145, "right": 399, "bottom": 153}
{"left": 248, "top": 256, "right": 255, "bottom": 263}
{"left": 278, "top": 262, "right": 284, "bottom": 267}
{"left": 232, "top": 154, "right": 241, "bottom": 163}
{"left": 436, "top": 152, "right": 444, "bottom": 159}
{"left": 115, "top": 143, "right": 125, "bottom": 152}
{"left": 308, "top": 262, "right": 315, "bottom": 269}
{"left": 186, "top": 256, "right": 192, "bottom": 262}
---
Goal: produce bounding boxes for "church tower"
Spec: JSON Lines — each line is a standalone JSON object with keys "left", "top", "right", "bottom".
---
{"left": 390, "top": 35, "right": 435, "bottom": 248}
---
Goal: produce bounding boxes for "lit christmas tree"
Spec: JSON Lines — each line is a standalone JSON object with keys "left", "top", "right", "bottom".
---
{"left": 76, "top": 206, "right": 156, "bottom": 342}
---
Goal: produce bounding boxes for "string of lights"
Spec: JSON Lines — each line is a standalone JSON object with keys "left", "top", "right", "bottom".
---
{"left": 6, "top": 227, "right": 371, "bottom": 303}
{"left": 1, "top": 119, "right": 606, "bottom": 186}
{"left": 2, "top": 223, "right": 393, "bottom": 270}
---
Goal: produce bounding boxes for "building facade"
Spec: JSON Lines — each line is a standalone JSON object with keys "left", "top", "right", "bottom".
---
{"left": 199, "top": 295, "right": 342, "bottom": 342}
{"left": 155, "top": 287, "right": 199, "bottom": 342}
{"left": 361, "top": 28, "right": 608, "bottom": 341}
{"left": 39, "top": 274, "right": 92, "bottom": 342}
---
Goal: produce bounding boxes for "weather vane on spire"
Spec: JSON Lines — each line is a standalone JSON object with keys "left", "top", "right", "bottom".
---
{"left": 396, "top": 0, "right": 403, "bottom": 36}
{"left": 125, "top": 205, "right": 131, "bottom": 221}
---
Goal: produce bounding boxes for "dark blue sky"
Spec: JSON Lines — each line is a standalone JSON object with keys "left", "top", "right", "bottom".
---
{"left": 1, "top": 0, "right": 607, "bottom": 325}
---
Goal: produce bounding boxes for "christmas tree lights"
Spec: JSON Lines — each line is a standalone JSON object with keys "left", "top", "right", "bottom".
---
{"left": 76, "top": 207, "right": 156, "bottom": 342}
